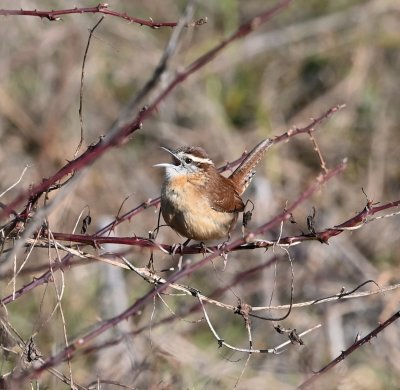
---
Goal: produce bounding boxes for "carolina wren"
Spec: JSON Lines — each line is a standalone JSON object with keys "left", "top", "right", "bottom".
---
{"left": 155, "top": 138, "right": 272, "bottom": 241}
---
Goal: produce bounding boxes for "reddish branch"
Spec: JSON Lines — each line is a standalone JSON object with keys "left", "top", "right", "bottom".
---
{"left": 9, "top": 133, "right": 400, "bottom": 310}
{"left": 4, "top": 0, "right": 388, "bottom": 383}
{"left": 0, "top": 0, "right": 293, "bottom": 222}
{"left": 240, "top": 198, "right": 400, "bottom": 248}
{"left": 297, "top": 310, "right": 400, "bottom": 389}
{"left": 0, "top": 103, "right": 348, "bottom": 259}
{"left": 0, "top": 1, "right": 296, "bottom": 315}
{"left": 22, "top": 256, "right": 282, "bottom": 375}
{"left": 26, "top": 196, "right": 398, "bottom": 254}
{"left": 0, "top": 4, "right": 205, "bottom": 28}
{"left": 13, "top": 159, "right": 343, "bottom": 382}
{"left": 6, "top": 184, "right": 398, "bottom": 314}
{"left": 0, "top": 105, "right": 351, "bottom": 310}
{"left": 0, "top": 253, "right": 74, "bottom": 305}
{"left": 272, "top": 104, "right": 345, "bottom": 144}
{"left": 73, "top": 103, "right": 347, "bottom": 239}
{"left": 0, "top": 161, "right": 347, "bottom": 307}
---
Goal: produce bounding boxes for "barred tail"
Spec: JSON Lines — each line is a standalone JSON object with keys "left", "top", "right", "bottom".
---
{"left": 229, "top": 138, "right": 273, "bottom": 195}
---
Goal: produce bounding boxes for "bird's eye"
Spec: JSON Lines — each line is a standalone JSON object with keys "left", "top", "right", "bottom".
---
{"left": 184, "top": 157, "right": 192, "bottom": 164}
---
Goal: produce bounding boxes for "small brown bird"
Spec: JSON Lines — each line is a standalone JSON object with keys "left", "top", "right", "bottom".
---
{"left": 155, "top": 139, "right": 272, "bottom": 241}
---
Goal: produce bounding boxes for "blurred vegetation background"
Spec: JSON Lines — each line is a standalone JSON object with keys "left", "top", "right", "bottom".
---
{"left": 0, "top": 0, "right": 399, "bottom": 389}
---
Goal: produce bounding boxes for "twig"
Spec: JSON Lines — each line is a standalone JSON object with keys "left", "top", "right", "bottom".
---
{"left": 87, "top": 379, "right": 136, "bottom": 390}
{"left": 95, "top": 104, "right": 347, "bottom": 237}
{"left": 308, "top": 131, "right": 328, "bottom": 173}
{"left": 311, "top": 279, "right": 380, "bottom": 304}
{"left": 297, "top": 310, "right": 400, "bottom": 389}
{"left": 2, "top": 173, "right": 82, "bottom": 273}
{"left": 0, "top": 165, "right": 30, "bottom": 199}
{"left": 0, "top": 4, "right": 205, "bottom": 29}
{"left": 0, "top": 0, "right": 293, "bottom": 220}
{"left": 64, "top": 276, "right": 400, "bottom": 364}
{"left": 250, "top": 246, "right": 295, "bottom": 322}
{"left": 252, "top": 283, "right": 400, "bottom": 311}
{"left": 198, "top": 295, "right": 273, "bottom": 353}
{"left": 7, "top": 159, "right": 342, "bottom": 380}
{"left": 237, "top": 197, "right": 400, "bottom": 250}
{"left": 0, "top": 318, "right": 84, "bottom": 389}
{"left": 1, "top": 159, "right": 346, "bottom": 307}
{"left": 273, "top": 104, "right": 346, "bottom": 144}
{"left": 234, "top": 352, "right": 252, "bottom": 389}
{"left": 8, "top": 192, "right": 399, "bottom": 262}
{"left": 199, "top": 295, "right": 321, "bottom": 354}
{"left": 71, "top": 206, "right": 90, "bottom": 237}
{"left": 75, "top": 17, "right": 104, "bottom": 158}
{"left": 46, "top": 230, "right": 73, "bottom": 388}
{"left": 25, "top": 103, "right": 345, "bottom": 244}
{"left": 114, "top": 0, "right": 196, "bottom": 122}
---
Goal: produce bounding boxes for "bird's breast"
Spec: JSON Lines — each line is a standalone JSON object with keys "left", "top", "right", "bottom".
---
{"left": 160, "top": 174, "right": 237, "bottom": 241}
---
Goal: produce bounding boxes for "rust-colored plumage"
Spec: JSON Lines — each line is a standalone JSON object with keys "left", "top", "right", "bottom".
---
{"left": 155, "top": 139, "right": 272, "bottom": 241}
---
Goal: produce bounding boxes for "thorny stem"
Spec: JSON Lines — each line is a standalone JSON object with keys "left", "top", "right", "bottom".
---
{"left": 297, "top": 310, "right": 400, "bottom": 389}
{"left": 0, "top": 0, "right": 292, "bottom": 221}
{"left": 60, "top": 103, "right": 347, "bottom": 241}
{"left": 14, "top": 159, "right": 343, "bottom": 382}
{"left": 0, "top": 4, "right": 205, "bottom": 28}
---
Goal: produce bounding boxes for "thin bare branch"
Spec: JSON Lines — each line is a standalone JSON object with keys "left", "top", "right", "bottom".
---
{"left": 308, "top": 131, "right": 328, "bottom": 173}
{"left": 0, "top": 4, "right": 205, "bottom": 28}
{"left": 297, "top": 310, "right": 400, "bottom": 389}
{"left": 252, "top": 282, "right": 400, "bottom": 311}
{"left": 0, "top": 165, "right": 30, "bottom": 199}
{"left": 199, "top": 295, "right": 321, "bottom": 354}
{"left": 75, "top": 17, "right": 104, "bottom": 158}
{"left": 0, "top": 0, "right": 293, "bottom": 221}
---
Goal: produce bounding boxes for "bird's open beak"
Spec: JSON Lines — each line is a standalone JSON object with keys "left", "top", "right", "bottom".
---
{"left": 153, "top": 146, "right": 180, "bottom": 168}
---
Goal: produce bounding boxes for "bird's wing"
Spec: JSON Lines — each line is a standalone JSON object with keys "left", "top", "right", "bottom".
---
{"left": 208, "top": 175, "right": 245, "bottom": 213}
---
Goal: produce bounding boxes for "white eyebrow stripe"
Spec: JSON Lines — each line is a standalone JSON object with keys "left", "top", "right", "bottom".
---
{"left": 179, "top": 153, "right": 213, "bottom": 164}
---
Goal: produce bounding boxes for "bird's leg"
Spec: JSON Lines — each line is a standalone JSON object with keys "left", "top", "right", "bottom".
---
{"left": 199, "top": 241, "right": 207, "bottom": 255}
{"left": 217, "top": 234, "right": 230, "bottom": 251}
{"left": 198, "top": 241, "right": 210, "bottom": 255}
{"left": 171, "top": 238, "right": 191, "bottom": 270}
{"left": 216, "top": 234, "right": 231, "bottom": 270}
